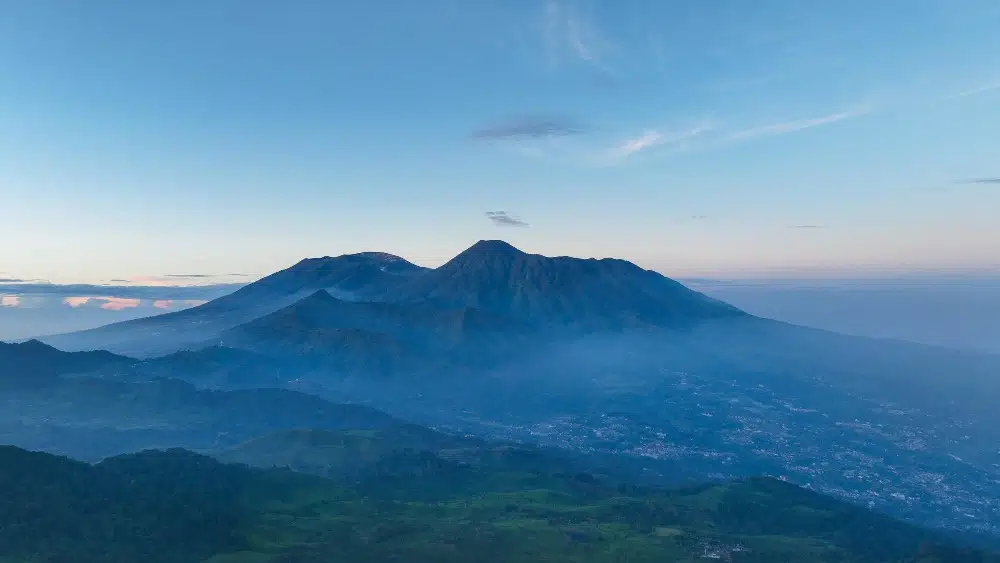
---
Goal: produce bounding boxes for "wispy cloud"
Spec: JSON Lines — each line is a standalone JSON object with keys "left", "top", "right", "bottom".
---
{"left": 790, "top": 224, "right": 825, "bottom": 229}
{"left": 603, "top": 123, "right": 712, "bottom": 164}
{"left": 485, "top": 211, "right": 530, "bottom": 227}
{"left": 691, "top": 215, "right": 709, "bottom": 220}
{"left": 480, "top": 104, "right": 865, "bottom": 167}
{"left": 726, "top": 107, "right": 870, "bottom": 142}
{"left": 609, "top": 130, "right": 663, "bottom": 159}
{"left": 163, "top": 274, "right": 215, "bottom": 279}
{"left": 951, "top": 81, "right": 1000, "bottom": 99}
{"left": 541, "top": 0, "right": 613, "bottom": 72}
{"left": 0, "top": 278, "right": 25, "bottom": 283}
{"left": 472, "top": 116, "right": 585, "bottom": 141}
{"left": 957, "top": 178, "right": 1000, "bottom": 185}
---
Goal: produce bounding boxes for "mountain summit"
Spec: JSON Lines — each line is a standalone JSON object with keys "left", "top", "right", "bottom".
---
{"left": 386, "top": 240, "right": 745, "bottom": 329}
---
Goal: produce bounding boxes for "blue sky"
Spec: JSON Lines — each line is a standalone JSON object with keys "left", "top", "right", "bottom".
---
{"left": 2, "top": 0, "right": 999, "bottom": 283}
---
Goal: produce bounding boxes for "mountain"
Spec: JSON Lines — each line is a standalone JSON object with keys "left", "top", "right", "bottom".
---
{"left": 40, "top": 242, "right": 738, "bottom": 355}
{"left": 1, "top": 444, "right": 995, "bottom": 563}
{"left": 385, "top": 240, "right": 745, "bottom": 330}
{"left": 40, "top": 252, "right": 427, "bottom": 356}
{"left": 0, "top": 374, "right": 400, "bottom": 461}
{"left": 0, "top": 339, "right": 132, "bottom": 386}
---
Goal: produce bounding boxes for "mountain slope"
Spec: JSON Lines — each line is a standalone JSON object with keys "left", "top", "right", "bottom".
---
{"left": 0, "top": 339, "right": 133, "bottom": 387}
{"left": 40, "top": 252, "right": 427, "bottom": 356}
{"left": 214, "top": 289, "right": 533, "bottom": 374}
{"left": 385, "top": 240, "right": 745, "bottom": 330}
{"left": 0, "top": 374, "right": 400, "bottom": 461}
{"left": 132, "top": 345, "right": 291, "bottom": 388}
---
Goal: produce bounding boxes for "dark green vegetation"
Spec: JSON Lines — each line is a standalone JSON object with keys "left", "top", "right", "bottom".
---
{"left": 213, "top": 425, "right": 684, "bottom": 488}
{"left": 2, "top": 444, "right": 995, "bottom": 563}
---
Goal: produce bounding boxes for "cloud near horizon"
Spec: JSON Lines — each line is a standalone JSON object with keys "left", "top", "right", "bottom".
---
{"left": 0, "top": 283, "right": 241, "bottom": 302}
{"left": 98, "top": 297, "right": 141, "bottom": 311}
{"left": 485, "top": 210, "right": 530, "bottom": 227}
{"left": 63, "top": 296, "right": 91, "bottom": 308}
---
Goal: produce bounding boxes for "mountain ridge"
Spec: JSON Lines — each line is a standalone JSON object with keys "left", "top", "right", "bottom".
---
{"left": 383, "top": 239, "right": 746, "bottom": 329}
{"left": 38, "top": 251, "right": 429, "bottom": 356}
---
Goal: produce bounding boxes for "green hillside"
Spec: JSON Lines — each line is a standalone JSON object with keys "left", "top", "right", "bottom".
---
{"left": 1, "top": 444, "right": 995, "bottom": 563}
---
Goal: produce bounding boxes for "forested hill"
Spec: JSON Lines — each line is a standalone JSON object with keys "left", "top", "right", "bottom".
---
{"left": 1, "top": 445, "right": 996, "bottom": 563}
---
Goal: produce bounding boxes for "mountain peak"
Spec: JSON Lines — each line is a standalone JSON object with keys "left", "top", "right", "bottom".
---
{"left": 462, "top": 240, "right": 525, "bottom": 257}
{"left": 13, "top": 339, "right": 59, "bottom": 353}
{"left": 349, "top": 252, "right": 408, "bottom": 263}
{"left": 300, "top": 289, "right": 338, "bottom": 305}
{"left": 389, "top": 243, "right": 745, "bottom": 328}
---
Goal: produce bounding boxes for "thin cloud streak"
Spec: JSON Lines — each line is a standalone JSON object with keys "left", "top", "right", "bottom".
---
{"left": 957, "top": 178, "right": 1000, "bottom": 185}
{"left": 604, "top": 124, "right": 713, "bottom": 164}
{"left": 611, "top": 130, "right": 663, "bottom": 159}
{"left": 541, "top": 0, "right": 612, "bottom": 73}
{"left": 483, "top": 105, "right": 863, "bottom": 167}
{"left": 951, "top": 81, "right": 1000, "bottom": 99}
{"left": 726, "top": 108, "right": 870, "bottom": 142}
{"left": 485, "top": 210, "right": 530, "bottom": 227}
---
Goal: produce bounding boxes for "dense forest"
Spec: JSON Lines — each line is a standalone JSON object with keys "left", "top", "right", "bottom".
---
{"left": 1, "top": 444, "right": 996, "bottom": 563}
